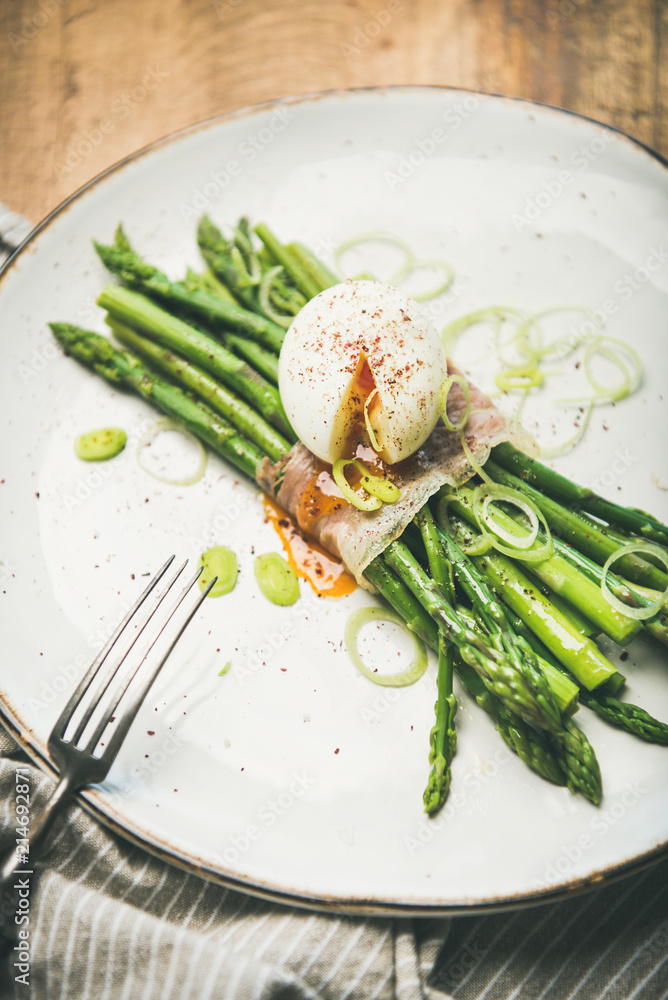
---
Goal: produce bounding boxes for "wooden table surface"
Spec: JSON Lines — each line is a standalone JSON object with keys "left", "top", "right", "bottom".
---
{"left": 1, "top": 0, "right": 666, "bottom": 226}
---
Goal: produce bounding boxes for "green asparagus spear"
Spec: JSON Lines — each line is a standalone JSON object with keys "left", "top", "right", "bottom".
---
{"left": 106, "top": 318, "right": 289, "bottom": 462}
{"left": 363, "top": 558, "right": 439, "bottom": 649}
{"left": 414, "top": 505, "right": 456, "bottom": 602}
{"left": 451, "top": 591, "right": 578, "bottom": 719}
{"left": 183, "top": 266, "right": 239, "bottom": 304}
{"left": 434, "top": 524, "right": 563, "bottom": 733}
{"left": 551, "top": 719, "right": 602, "bottom": 804}
{"left": 50, "top": 324, "right": 265, "bottom": 478}
{"left": 455, "top": 660, "right": 566, "bottom": 786}
{"left": 96, "top": 284, "right": 294, "bottom": 440}
{"left": 254, "top": 223, "right": 323, "bottom": 300}
{"left": 365, "top": 559, "right": 568, "bottom": 788}
{"left": 383, "top": 541, "right": 563, "bottom": 733}
{"left": 94, "top": 234, "right": 286, "bottom": 353}
{"left": 258, "top": 264, "right": 306, "bottom": 323}
{"left": 470, "top": 547, "right": 625, "bottom": 693}
{"left": 413, "top": 508, "right": 458, "bottom": 812}
{"left": 197, "top": 216, "right": 263, "bottom": 314}
{"left": 491, "top": 442, "right": 668, "bottom": 545}
{"left": 484, "top": 459, "right": 668, "bottom": 592}
{"left": 551, "top": 534, "right": 668, "bottom": 647}
{"left": 223, "top": 332, "right": 279, "bottom": 385}
{"left": 578, "top": 689, "right": 668, "bottom": 744}
{"left": 423, "top": 639, "right": 457, "bottom": 814}
{"left": 443, "top": 485, "right": 640, "bottom": 646}
{"left": 286, "top": 242, "right": 340, "bottom": 292}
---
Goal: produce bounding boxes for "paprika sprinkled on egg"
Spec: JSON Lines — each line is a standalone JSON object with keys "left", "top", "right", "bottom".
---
{"left": 278, "top": 280, "right": 447, "bottom": 466}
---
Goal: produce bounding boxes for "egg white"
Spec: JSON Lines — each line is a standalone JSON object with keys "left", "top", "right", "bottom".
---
{"left": 279, "top": 280, "right": 447, "bottom": 464}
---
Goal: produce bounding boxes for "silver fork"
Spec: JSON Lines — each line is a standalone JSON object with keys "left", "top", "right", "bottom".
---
{"left": 0, "top": 555, "right": 215, "bottom": 889}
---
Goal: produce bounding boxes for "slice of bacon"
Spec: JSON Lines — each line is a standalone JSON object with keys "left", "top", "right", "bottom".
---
{"left": 256, "top": 367, "right": 514, "bottom": 589}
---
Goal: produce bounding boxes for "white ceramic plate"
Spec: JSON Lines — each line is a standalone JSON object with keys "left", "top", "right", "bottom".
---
{"left": 1, "top": 88, "right": 667, "bottom": 914}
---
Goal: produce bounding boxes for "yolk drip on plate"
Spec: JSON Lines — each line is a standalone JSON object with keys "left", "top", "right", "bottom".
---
{"left": 263, "top": 495, "right": 357, "bottom": 598}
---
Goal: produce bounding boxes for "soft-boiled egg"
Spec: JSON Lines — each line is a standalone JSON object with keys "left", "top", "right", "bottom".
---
{"left": 279, "top": 280, "right": 447, "bottom": 465}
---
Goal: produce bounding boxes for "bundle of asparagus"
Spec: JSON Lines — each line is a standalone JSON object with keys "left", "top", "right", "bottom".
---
{"left": 50, "top": 218, "right": 668, "bottom": 816}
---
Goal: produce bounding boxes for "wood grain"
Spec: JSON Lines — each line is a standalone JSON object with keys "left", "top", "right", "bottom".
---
{"left": 0, "top": 0, "right": 665, "bottom": 224}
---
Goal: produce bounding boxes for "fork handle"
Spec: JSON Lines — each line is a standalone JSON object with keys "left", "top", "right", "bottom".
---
{"left": 0, "top": 773, "right": 72, "bottom": 893}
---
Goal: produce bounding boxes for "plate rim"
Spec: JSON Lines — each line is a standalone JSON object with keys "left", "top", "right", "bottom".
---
{"left": 2, "top": 83, "right": 667, "bottom": 916}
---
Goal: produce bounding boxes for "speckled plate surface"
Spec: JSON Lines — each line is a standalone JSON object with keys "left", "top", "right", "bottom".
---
{"left": 1, "top": 87, "right": 667, "bottom": 914}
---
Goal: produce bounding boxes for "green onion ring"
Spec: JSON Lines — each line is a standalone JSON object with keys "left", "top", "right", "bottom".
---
{"left": 335, "top": 231, "right": 415, "bottom": 278}
{"left": 538, "top": 403, "right": 593, "bottom": 460}
{"left": 583, "top": 337, "right": 642, "bottom": 402}
{"left": 358, "top": 469, "right": 401, "bottom": 503}
{"left": 254, "top": 552, "right": 300, "bottom": 606}
{"left": 137, "top": 418, "right": 207, "bottom": 486}
{"left": 390, "top": 256, "right": 455, "bottom": 301}
{"left": 601, "top": 543, "right": 668, "bottom": 620}
{"left": 198, "top": 546, "right": 238, "bottom": 598}
{"left": 472, "top": 483, "right": 554, "bottom": 562}
{"left": 480, "top": 493, "right": 538, "bottom": 551}
{"left": 344, "top": 606, "right": 428, "bottom": 687}
{"left": 335, "top": 233, "right": 454, "bottom": 302}
{"left": 332, "top": 459, "right": 382, "bottom": 511}
{"left": 459, "top": 432, "right": 494, "bottom": 485}
{"left": 495, "top": 366, "right": 545, "bottom": 393}
{"left": 436, "top": 496, "right": 492, "bottom": 555}
{"left": 440, "top": 374, "right": 471, "bottom": 432}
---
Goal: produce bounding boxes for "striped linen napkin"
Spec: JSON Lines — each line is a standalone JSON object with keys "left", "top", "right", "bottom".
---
{"left": 0, "top": 727, "right": 666, "bottom": 1000}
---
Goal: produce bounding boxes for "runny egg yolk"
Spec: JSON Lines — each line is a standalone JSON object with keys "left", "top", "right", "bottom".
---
{"left": 330, "top": 351, "right": 386, "bottom": 465}
{"left": 263, "top": 496, "right": 357, "bottom": 597}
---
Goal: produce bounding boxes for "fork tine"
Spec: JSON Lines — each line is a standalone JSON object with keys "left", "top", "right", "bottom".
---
{"left": 78, "top": 559, "right": 190, "bottom": 752}
{"left": 93, "top": 568, "right": 215, "bottom": 770}
{"left": 50, "top": 555, "right": 176, "bottom": 744}
{"left": 65, "top": 559, "right": 188, "bottom": 749}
